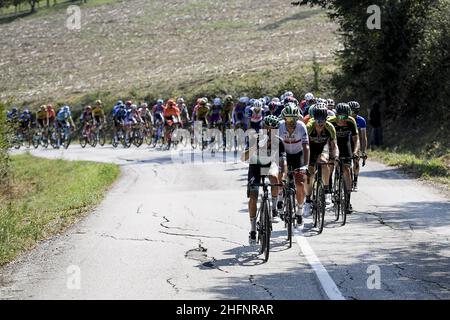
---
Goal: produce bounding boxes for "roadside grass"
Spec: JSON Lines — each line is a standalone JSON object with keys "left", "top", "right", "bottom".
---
{"left": 0, "top": 153, "right": 120, "bottom": 266}
{"left": 369, "top": 149, "right": 450, "bottom": 186}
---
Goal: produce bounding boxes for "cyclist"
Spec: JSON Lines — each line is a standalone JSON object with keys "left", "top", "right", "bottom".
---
{"left": 112, "top": 100, "right": 124, "bottom": 117}
{"left": 300, "top": 92, "right": 316, "bottom": 116}
{"left": 163, "top": 99, "right": 181, "bottom": 143}
{"left": 207, "top": 98, "right": 223, "bottom": 128}
{"left": 113, "top": 103, "right": 127, "bottom": 139}
{"left": 302, "top": 104, "right": 316, "bottom": 125}
{"left": 192, "top": 98, "right": 209, "bottom": 125}
{"left": 56, "top": 105, "right": 76, "bottom": 139}
{"left": 124, "top": 104, "right": 142, "bottom": 139}
{"left": 46, "top": 104, "right": 56, "bottom": 128}
{"left": 242, "top": 115, "right": 286, "bottom": 245}
{"left": 248, "top": 99, "right": 264, "bottom": 132}
{"left": 327, "top": 99, "right": 336, "bottom": 116}
{"left": 268, "top": 98, "right": 283, "bottom": 117}
{"left": 328, "top": 103, "right": 359, "bottom": 213}
{"left": 36, "top": 105, "right": 49, "bottom": 134}
{"left": 232, "top": 97, "right": 248, "bottom": 130}
{"left": 278, "top": 103, "right": 310, "bottom": 223}
{"left": 177, "top": 98, "right": 190, "bottom": 129}
{"left": 305, "top": 105, "right": 339, "bottom": 212}
{"left": 92, "top": 100, "right": 106, "bottom": 128}
{"left": 139, "top": 102, "right": 153, "bottom": 129}
{"left": 221, "top": 95, "right": 234, "bottom": 129}
{"left": 7, "top": 107, "right": 19, "bottom": 124}
{"left": 151, "top": 98, "right": 164, "bottom": 124}
{"left": 348, "top": 101, "right": 368, "bottom": 191}
{"left": 79, "top": 106, "right": 94, "bottom": 137}
{"left": 18, "top": 108, "right": 33, "bottom": 135}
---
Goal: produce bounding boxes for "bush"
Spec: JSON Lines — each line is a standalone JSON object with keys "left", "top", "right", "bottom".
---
{"left": 0, "top": 101, "right": 10, "bottom": 189}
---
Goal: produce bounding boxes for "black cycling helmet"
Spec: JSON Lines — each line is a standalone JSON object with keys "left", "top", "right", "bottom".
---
{"left": 336, "top": 103, "right": 352, "bottom": 117}
{"left": 348, "top": 101, "right": 361, "bottom": 113}
{"left": 314, "top": 106, "right": 328, "bottom": 122}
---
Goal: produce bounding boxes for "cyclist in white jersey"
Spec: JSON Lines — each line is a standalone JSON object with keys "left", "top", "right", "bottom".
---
{"left": 278, "top": 103, "right": 310, "bottom": 224}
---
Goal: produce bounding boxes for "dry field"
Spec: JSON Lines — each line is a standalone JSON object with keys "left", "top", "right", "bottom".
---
{"left": 0, "top": 0, "right": 340, "bottom": 104}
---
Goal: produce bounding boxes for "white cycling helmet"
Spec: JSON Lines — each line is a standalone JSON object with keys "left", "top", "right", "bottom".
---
{"left": 305, "top": 93, "right": 315, "bottom": 101}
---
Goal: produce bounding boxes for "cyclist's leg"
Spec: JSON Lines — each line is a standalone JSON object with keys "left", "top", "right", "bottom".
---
{"left": 247, "top": 164, "right": 261, "bottom": 243}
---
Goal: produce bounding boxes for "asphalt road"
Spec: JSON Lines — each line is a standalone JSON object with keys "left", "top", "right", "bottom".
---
{"left": 1, "top": 145, "right": 449, "bottom": 300}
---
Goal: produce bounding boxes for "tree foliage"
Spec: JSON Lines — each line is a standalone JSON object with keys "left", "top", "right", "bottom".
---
{"left": 297, "top": 0, "right": 450, "bottom": 127}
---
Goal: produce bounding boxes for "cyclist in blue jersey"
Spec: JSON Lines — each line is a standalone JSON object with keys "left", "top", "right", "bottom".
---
{"left": 232, "top": 97, "right": 248, "bottom": 130}
{"left": 348, "top": 101, "right": 368, "bottom": 191}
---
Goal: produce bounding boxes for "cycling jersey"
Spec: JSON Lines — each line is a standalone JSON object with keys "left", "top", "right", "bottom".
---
{"left": 307, "top": 120, "right": 336, "bottom": 144}
{"left": 36, "top": 110, "right": 48, "bottom": 120}
{"left": 47, "top": 108, "right": 56, "bottom": 119}
{"left": 194, "top": 105, "right": 209, "bottom": 121}
{"left": 114, "top": 108, "right": 127, "bottom": 122}
{"left": 164, "top": 106, "right": 181, "bottom": 120}
{"left": 249, "top": 107, "right": 263, "bottom": 123}
{"left": 355, "top": 115, "right": 367, "bottom": 129}
{"left": 221, "top": 103, "right": 234, "bottom": 123}
{"left": 92, "top": 107, "right": 105, "bottom": 118}
{"left": 57, "top": 110, "right": 71, "bottom": 122}
{"left": 307, "top": 119, "right": 336, "bottom": 166}
{"left": 80, "top": 111, "right": 93, "bottom": 123}
{"left": 278, "top": 120, "right": 309, "bottom": 154}
{"left": 328, "top": 116, "right": 358, "bottom": 162}
{"left": 232, "top": 104, "right": 246, "bottom": 125}
{"left": 327, "top": 116, "right": 358, "bottom": 140}
{"left": 152, "top": 104, "right": 165, "bottom": 115}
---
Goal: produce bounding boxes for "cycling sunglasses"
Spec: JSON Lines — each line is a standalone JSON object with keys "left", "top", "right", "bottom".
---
{"left": 337, "top": 115, "right": 348, "bottom": 120}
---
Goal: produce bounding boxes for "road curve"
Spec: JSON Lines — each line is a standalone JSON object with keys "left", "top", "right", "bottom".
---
{"left": 1, "top": 145, "right": 449, "bottom": 300}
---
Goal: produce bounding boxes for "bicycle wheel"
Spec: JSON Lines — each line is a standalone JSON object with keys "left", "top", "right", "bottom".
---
{"left": 317, "top": 182, "right": 326, "bottom": 234}
{"left": 89, "top": 131, "right": 97, "bottom": 147}
{"left": 339, "top": 172, "right": 347, "bottom": 226}
{"left": 99, "top": 131, "right": 106, "bottom": 146}
{"left": 312, "top": 178, "right": 319, "bottom": 228}
{"left": 79, "top": 132, "right": 87, "bottom": 148}
{"left": 333, "top": 169, "right": 340, "bottom": 222}
{"left": 23, "top": 133, "right": 31, "bottom": 148}
{"left": 63, "top": 135, "right": 71, "bottom": 149}
{"left": 263, "top": 198, "right": 271, "bottom": 262}
{"left": 285, "top": 192, "right": 293, "bottom": 248}
{"left": 32, "top": 134, "right": 40, "bottom": 149}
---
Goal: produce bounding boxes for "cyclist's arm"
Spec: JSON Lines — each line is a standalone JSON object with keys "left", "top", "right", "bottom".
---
{"left": 302, "top": 143, "right": 310, "bottom": 168}
{"left": 360, "top": 128, "right": 367, "bottom": 154}
{"left": 329, "top": 138, "right": 339, "bottom": 160}
{"left": 352, "top": 134, "right": 360, "bottom": 155}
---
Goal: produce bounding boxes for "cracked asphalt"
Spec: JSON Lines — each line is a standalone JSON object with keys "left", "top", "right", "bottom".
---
{"left": 1, "top": 146, "right": 449, "bottom": 300}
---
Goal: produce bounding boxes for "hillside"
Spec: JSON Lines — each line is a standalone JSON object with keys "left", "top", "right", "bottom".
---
{"left": 0, "top": 0, "right": 340, "bottom": 105}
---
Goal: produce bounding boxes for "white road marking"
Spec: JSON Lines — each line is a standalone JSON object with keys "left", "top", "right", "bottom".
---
{"left": 294, "top": 226, "right": 345, "bottom": 300}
